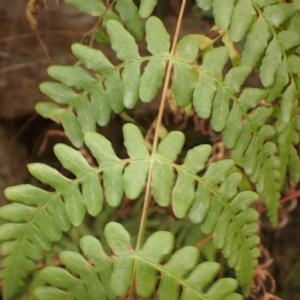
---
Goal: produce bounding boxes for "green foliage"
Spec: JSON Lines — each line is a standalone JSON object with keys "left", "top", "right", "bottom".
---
{"left": 34, "top": 223, "right": 242, "bottom": 300}
{"left": 1, "top": 0, "right": 300, "bottom": 299}
{"left": 0, "top": 124, "right": 259, "bottom": 298}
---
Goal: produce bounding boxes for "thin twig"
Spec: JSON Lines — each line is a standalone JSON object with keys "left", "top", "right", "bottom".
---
{"left": 259, "top": 192, "right": 300, "bottom": 214}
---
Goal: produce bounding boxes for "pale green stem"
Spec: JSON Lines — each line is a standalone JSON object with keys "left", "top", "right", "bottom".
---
{"left": 128, "top": 1, "right": 187, "bottom": 299}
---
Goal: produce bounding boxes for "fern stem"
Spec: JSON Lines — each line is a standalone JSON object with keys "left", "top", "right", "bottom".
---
{"left": 128, "top": 2, "right": 187, "bottom": 299}
{"left": 136, "top": 0, "right": 186, "bottom": 253}
{"left": 194, "top": 234, "right": 213, "bottom": 248}
{"left": 259, "top": 192, "right": 300, "bottom": 214}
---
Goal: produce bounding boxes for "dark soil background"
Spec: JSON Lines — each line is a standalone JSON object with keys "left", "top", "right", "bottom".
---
{"left": 0, "top": 1, "right": 299, "bottom": 299}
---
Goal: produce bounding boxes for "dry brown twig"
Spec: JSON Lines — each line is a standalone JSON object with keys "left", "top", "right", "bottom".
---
{"left": 251, "top": 246, "right": 283, "bottom": 300}
{"left": 25, "top": 0, "right": 60, "bottom": 60}
{"left": 36, "top": 129, "right": 67, "bottom": 157}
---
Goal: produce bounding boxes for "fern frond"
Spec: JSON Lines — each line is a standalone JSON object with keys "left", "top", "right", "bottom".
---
{"left": 121, "top": 124, "right": 260, "bottom": 295}
{"left": 150, "top": 126, "right": 259, "bottom": 294}
{"left": 34, "top": 222, "right": 243, "bottom": 300}
{"left": 0, "top": 186, "right": 71, "bottom": 299}
{"left": 196, "top": 0, "right": 300, "bottom": 224}
{"left": 194, "top": 2, "right": 300, "bottom": 97}
{"left": 37, "top": 10, "right": 284, "bottom": 225}
{"left": 189, "top": 45, "right": 280, "bottom": 224}
{"left": 3, "top": 1, "right": 300, "bottom": 299}
{"left": 243, "top": 3, "right": 300, "bottom": 193}
{"left": 65, "top": 0, "right": 143, "bottom": 40}
{"left": 0, "top": 124, "right": 259, "bottom": 297}
{"left": 0, "top": 135, "right": 124, "bottom": 298}
{"left": 38, "top": 0, "right": 299, "bottom": 229}
{"left": 37, "top": 16, "right": 171, "bottom": 147}
{"left": 274, "top": 17, "right": 300, "bottom": 188}
{"left": 246, "top": 9, "right": 300, "bottom": 219}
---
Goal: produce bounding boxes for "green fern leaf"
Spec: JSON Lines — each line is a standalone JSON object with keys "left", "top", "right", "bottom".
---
{"left": 241, "top": 18, "right": 270, "bottom": 68}
{"left": 288, "top": 146, "right": 300, "bottom": 184}
{"left": 214, "top": 0, "right": 300, "bottom": 225}
{"left": 139, "top": 0, "right": 158, "bottom": 18}
{"left": 37, "top": 65, "right": 100, "bottom": 147}
{"left": 76, "top": 94, "right": 97, "bottom": 132}
{"left": 0, "top": 185, "right": 71, "bottom": 299}
{"left": 211, "top": 66, "right": 251, "bottom": 132}
{"left": 140, "top": 59, "right": 167, "bottom": 103}
{"left": 278, "top": 30, "right": 300, "bottom": 50}
{"left": 0, "top": 124, "right": 260, "bottom": 297}
{"left": 263, "top": 3, "right": 296, "bottom": 27}
{"left": 172, "top": 35, "right": 198, "bottom": 107}
{"left": 172, "top": 62, "right": 195, "bottom": 107}
{"left": 288, "top": 54, "right": 300, "bottom": 74}
{"left": 115, "top": 0, "right": 143, "bottom": 41}
{"left": 37, "top": 17, "right": 169, "bottom": 143}
{"left": 254, "top": 0, "right": 280, "bottom": 8}
{"left": 193, "top": 72, "right": 217, "bottom": 119}
{"left": 123, "top": 124, "right": 150, "bottom": 199}
{"left": 47, "top": 65, "right": 96, "bottom": 90}
{"left": 64, "top": 0, "right": 123, "bottom": 29}
{"left": 180, "top": 21, "right": 282, "bottom": 225}
{"left": 260, "top": 37, "right": 282, "bottom": 87}
{"left": 0, "top": 132, "right": 122, "bottom": 298}
{"left": 146, "top": 16, "right": 170, "bottom": 55}
{"left": 106, "top": 20, "right": 140, "bottom": 61}
{"left": 39, "top": 82, "right": 77, "bottom": 105}
{"left": 176, "top": 34, "right": 199, "bottom": 63}
{"left": 152, "top": 131, "right": 185, "bottom": 206}
{"left": 278, "top": 117, "right": 299, "bottom": 187}
{"left": 193, "top": 47, "right": 229, "bottom": 118}
{"left": 223, "top": 88, "right": 267, "bottom": 148}
{"left": 277, "top": 83, "right": 296, "bottom": 132}
{"left": 35, "top": 234, "right": 114, "bottom": 300}
{"left": 122, "top": 62, "right": 141, "bottom": 108}
{"left": 150, "top": 129, "right": 260, "bottom": 295}
{"left": 228, "top": 0, "right": 256, "bottom": 42}
{"left": 172, "top": 144, "right": 212, "bottom": 219}
{"left": 140, "top": 17, "right": 170, "bottom": 102}
{"left": 212, "top": 0, "right": 235, "bottom": 30}
{"left": 3, "top": 2, "right": 300, "bottom": 299}
{"left": 38, "top": 17, "right": 174, "bottom": 142}
{"left": 71, "top": 43, "right": 114, "bottom": 75}
{"left": 168, "top": 2, "right": 289, "bottom": 227}
{"left": 195, "top": 0, "right": 212, "bottom": 11}
{"left": 36, "top": 102, "right": 83, "bottom": 147}
{"left": 89, "top": 82, "right": 111, "bottom": 126}
{"left": 249, "top": 1, "right": 300, "bottom": 199}
{"left": 105, "top": 71, "right": 125, "bottom": 112}
{"left": 64, "top": 0, "right": 107, "bottom": 17}
{"left": 202, "top": 46, "right": 229, "bottom": 75}
{"left": 290, "top": 13, "right": 300, "bottom": 30}
{"left": 266, "top": 60, "right": 289, "bottom": 103}
{"left": 227, "top": 99, "right": 280, "bottom": 224}
{"left": 34, "top": 222, "right": 243, "bottom": 300}
{"left": 84, "top": 132, "right": 124, "bottom": 207}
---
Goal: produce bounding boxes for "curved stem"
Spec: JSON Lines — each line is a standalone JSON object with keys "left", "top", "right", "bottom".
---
{"left": 259, "top": 192, "right": 300, "bottom": 214}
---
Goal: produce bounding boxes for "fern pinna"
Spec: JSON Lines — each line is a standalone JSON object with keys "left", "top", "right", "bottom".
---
{"left": 0, "top": 0, "right": 300, "bottom": 299}
{"left": 1, "top": 124, "right": 258, "bottom": 299}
